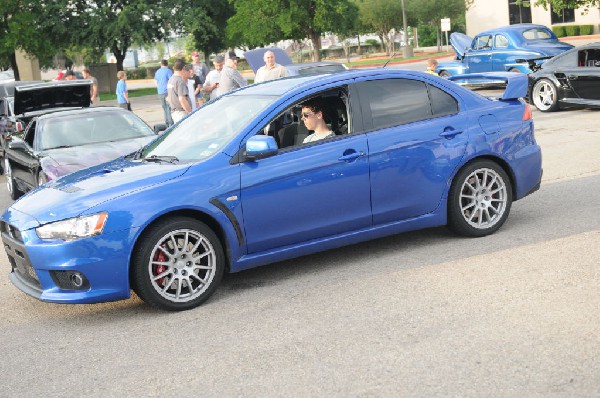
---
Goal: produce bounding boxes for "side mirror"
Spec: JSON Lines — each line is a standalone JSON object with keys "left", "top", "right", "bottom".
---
{"left": 245, "top": 135, "right": 278, "bottom": 160}
{"left": 153, "top": 123, "right": 168, "bottom": 134}
{"left": 8, "top": 137, "right": 29, "bottom": 151}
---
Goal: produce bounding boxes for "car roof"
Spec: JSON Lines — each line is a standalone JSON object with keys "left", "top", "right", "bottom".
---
{"left": 478, "top": 23, "right": 553, "bottom": 37}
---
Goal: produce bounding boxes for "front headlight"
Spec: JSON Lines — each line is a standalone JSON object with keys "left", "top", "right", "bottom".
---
{"left": 36, "top": 212, "right": 108, "bottom": 241}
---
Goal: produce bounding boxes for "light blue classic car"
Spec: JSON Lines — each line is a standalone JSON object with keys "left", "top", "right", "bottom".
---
{"left": 436, "top": 24, "right": 574, "bottom": 77}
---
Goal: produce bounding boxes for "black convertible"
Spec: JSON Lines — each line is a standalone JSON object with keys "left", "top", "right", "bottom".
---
{"left": 528, "top": 42, "right": 600, "bottom": 112}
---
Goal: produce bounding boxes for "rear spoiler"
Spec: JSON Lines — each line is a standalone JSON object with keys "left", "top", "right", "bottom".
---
{"left": 448, "top": 72, "right": 528, "bottom": 101}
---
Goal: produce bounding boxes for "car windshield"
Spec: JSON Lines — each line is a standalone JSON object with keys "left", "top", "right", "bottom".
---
{"left": 141, "top": 94, "right": 277, "bottom": 161}
{"left": 39, "top": 111, "right": 154, "bottom": 150}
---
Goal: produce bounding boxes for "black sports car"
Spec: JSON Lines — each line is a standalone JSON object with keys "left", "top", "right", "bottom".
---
{"left": 528, "top": 42, "right": 600, "bottom": 112}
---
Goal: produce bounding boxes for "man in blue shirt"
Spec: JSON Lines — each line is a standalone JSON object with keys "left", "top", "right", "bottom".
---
{"left": 154, "top": 59, "right": 174, "bottom": 126}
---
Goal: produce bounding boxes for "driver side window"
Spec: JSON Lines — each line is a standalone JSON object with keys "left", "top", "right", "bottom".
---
{"left": 257, "top": 87, "right": 350, "bottom": 150}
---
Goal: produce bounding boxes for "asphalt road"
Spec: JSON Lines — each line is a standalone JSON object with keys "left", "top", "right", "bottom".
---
{"left": 0, "top": 103, "right": 598, "bottom": 396}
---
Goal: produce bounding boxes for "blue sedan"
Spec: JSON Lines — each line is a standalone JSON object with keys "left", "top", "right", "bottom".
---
{"left": 436, "top": 24, "right": 573, "bottom": 77}
{"left": 1, "top": 69, "right": 542, "bottom": 311}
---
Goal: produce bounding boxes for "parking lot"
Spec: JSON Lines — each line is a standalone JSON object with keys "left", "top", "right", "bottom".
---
{"left": 0, "top": 88, "right": 599, "bottom": 395}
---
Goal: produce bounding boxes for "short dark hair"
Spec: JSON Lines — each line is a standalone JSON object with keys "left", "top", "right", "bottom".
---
{"left": 173, "top": 59, "right": 185, "bottom": 71}
{"left": 301, "top": 98, "right": 326, "bottom": 114}
{"left": 160, "top": 59, "right": 168, "bottom": 67}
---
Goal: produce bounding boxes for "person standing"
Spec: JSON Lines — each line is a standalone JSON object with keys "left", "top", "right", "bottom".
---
{"left": 116, "top": 70, "right": 130, "bottom": 110}
{"left": 202, "top": 54, "right": 224, "bottom": 101}
{"left": 425, "top": 58, "right": 439, "bottom": 75}
{"left": 82, "top": 69, "right": 99, "bottom": 106}
{"left": 254, "top": 50, "right": 289, "bottom": 83}
{"left": 191, "top": 51, "right": 209, "bottom": 85}
{"left": 167, "top": 59, "right": 192, "bottom": 123}
{"left": 154, "top": 60, "right": 174, "bottom": 125}
{"left": 216, "top": 51, "right": 248, "bottom": 96}
{"left": 187, "top": 65, "right": 203, "bottom": 110}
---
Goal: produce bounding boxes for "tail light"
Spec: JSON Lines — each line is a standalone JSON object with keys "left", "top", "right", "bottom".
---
{"left": 522, "top": 103, "right": 532, "bottom": 121}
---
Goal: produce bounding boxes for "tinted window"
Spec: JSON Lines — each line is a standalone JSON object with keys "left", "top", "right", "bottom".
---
{"left": 547, "top": 50, "right": 578, "bottom": 68}
{"left": 429, "top": 85, "right": 459, "bottom": 116}
{"left": 358, "top": 79, "right": 432, "bottom": 130}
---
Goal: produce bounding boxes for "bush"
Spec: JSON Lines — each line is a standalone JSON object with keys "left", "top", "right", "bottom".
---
{"left": 579, "top": 25, "right": 594, "bottom": 35}
{"left": 365, "top": 39, "right": 381, "bottom": 52}
{"left": 552, "top": 26, "right": 566, "bottom": 37}
{"left": 564, "top": 25, "right": 579, "bottom": 36}
{"left": 125, "top": 67, "right": 147, "bottom": 80}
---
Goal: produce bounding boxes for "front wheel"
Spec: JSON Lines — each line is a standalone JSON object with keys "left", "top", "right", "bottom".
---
{"left": 5, "top": 158, "right": 23, "bottom": 200}
{"left": 448, "top": 161, "right": 513, "bottom": 237}
{"left": 439, "top": 70, "right": 451, "bottom": 79}
{"left": 131, "top": 217, "right": 225, "bottom": 311}
{"left": 532, "top": 78, "right": 559, "bottom": 112}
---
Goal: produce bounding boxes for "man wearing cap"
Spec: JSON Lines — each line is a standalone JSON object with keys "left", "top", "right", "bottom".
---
{"left": 216, "top": 50, "right": 248, "bottom": 97}
{"left": 254, "top": 50, "right": 289, "bottom": 83}
{"left": 202, "top": 54, "right": 225, "bottom": 101}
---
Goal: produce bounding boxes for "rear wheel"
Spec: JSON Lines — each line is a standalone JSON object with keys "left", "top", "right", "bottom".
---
{"left": 5, "top": 158, "right": 23, "bottom": 200}
{"left": 448, "top": 160, "right": 512, "bottom": 237}
{"left": 131, "top": 217, "right": 225, "bottom": 311}
{"left": 532, "top": 78, "right": 559, "bottom": 112}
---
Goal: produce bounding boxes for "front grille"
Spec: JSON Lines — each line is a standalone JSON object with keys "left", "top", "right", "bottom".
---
{"left": 2, "top": 222, "right": 41, "bottom": 289}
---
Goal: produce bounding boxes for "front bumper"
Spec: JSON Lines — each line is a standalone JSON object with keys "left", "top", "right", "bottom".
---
{"left": 2, "top": 221, "right": 137, "bottom": 304}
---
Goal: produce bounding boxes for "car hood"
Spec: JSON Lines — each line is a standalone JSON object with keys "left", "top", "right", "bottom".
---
{"left": 40, "top": 136, "right": 157, "bottom": 179}
{"left": 450, "top": 32, "right": 473, "bottom": 58}
{"left": 243, "top": 47, "right": 293, "bottom": 72}
{"left": 7, "top": 159, "right": 190, "bottom": 228}
{"left": 13, "top": 80, "right": 91, "bottom": 116}
{"left": 524, "top": 41, "right": 573, "bottom": 55}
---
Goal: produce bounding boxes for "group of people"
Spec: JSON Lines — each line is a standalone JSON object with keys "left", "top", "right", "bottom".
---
{"left": 55, "top": 69, "right": 99, "bottom": 106}
{"left": 153, "top": 49, "right": 290, "bottom": 126}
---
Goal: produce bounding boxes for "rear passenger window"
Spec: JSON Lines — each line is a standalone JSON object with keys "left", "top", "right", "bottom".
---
{"left": 358, "top": 79, "right": 431, "bottom": 130}
{"left": 429, "top": 85, "right": 459, "bottom": 116}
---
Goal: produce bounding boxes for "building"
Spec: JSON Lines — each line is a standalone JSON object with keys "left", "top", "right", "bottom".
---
{"left": 466, "top": 0, "right": 600, "bottom": 36}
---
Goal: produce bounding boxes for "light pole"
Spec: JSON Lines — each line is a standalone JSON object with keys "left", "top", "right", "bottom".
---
{"left": 400, "top": 0, "right": 413, "bottom": 58}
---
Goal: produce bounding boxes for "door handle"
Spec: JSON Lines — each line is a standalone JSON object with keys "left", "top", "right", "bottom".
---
{"left": 439, "top": 128, "right": 463, "bottom": 139}
{"left": 338, "top": 151, "right": 365, "bottom": 162}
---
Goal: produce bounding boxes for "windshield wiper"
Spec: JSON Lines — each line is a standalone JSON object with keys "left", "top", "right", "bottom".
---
{"left": 143, "top": 155, "right": 179, "bottom": 164}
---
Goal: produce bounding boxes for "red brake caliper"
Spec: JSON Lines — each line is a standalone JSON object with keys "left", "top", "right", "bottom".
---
{"left": 153, "top": 249, "right": 167, "bottom": 286}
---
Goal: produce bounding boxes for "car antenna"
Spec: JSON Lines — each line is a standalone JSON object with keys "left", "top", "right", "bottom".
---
{"left": 382, "top": 52, "right": 396, "bottom": 68}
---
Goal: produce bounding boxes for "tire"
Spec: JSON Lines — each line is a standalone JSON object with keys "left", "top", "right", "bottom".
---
{"left": 439, "top": 70, "right": 451, "bottom": 79}
{"left": 448, "top": 160, "right": 513, "bottom": 237}
{"left": 508, "top": 68, "right": 521, "bottom": 73}
{"left": 131, "top": 217, "right": 225, "bottom": 311}
{"left": 531, "top": 78, "right": 559, "bottom": 112}
{"left": 5, "top": 158, "right": 23, "bottom": 200}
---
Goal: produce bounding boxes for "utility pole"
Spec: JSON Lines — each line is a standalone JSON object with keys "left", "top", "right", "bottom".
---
{"left": 400, "top": 0, "right": 413, "bottom": 58}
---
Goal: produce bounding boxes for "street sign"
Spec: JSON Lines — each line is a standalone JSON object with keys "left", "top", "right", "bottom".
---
{"left": 441, "top": 18, "right": 451, "bottom": 32}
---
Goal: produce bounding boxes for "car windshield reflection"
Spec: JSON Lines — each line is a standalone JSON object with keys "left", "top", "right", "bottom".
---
{"left": 40, "top": 111, "right": 155, "bottom": 150}
{"left": 142, "top": 94, "right": 277, "bottom": 162}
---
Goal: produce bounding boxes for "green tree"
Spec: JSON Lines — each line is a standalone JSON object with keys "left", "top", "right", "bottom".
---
{"left": 525, "top": 0, "right": 599, "bottom": 9}
{"left": 356, "top": 0, "right": 404, "bottom": 55}
{"left": 181, "top": 1, "right": 235, "bottom": 64}
{"left": 407, "top": 0, "right": 469, "bottom": 50}
{"left": 0, "top": 1, "right": 68, "bottom": 80}
{"left": 65, "top": 0, "right": 171, "bottom": 72}
{"left": 227, "top": 0, "right": 358, "bottom": 61}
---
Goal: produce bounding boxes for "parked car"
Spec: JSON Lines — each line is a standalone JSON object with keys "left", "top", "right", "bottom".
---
{"left": 1, "top": 69, "right": 542, "bottom": 311}
{"left": 0, "top": 80, "right": 92, "bottom": 173}
{"left": 4, "top": 106, "right": 159, "bottom": 199}
{"left": 244, "top": 47, "right": 347, "bottom": 77}
{"left": 527, "top": 42, "right": 600, "bottom": 112}
{"left": 436, "top": 24, "right": 573, "bottom": 77}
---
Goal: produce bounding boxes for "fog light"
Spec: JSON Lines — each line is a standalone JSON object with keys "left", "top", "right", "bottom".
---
{"left": 50, "top": 271, "right": 90, "bottom": 290}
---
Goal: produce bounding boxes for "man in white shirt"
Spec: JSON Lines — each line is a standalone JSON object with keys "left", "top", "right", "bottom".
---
{"left": 203, "top": 54, "right": 225, "bottom": 101}
{"left": 254, "top": 50, "right": 289, "bottom": 83}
